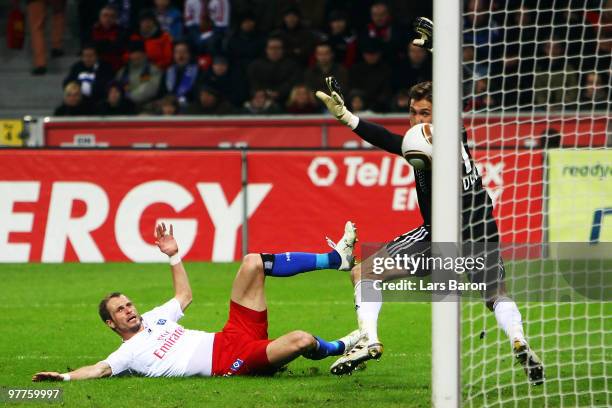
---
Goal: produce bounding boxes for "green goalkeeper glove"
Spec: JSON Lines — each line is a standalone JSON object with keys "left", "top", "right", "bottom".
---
{"left": 315, "top": 76, "right": 358, "bottom": 128}
{"left": 412, "top": 17, "right": 433, "bottom": 52}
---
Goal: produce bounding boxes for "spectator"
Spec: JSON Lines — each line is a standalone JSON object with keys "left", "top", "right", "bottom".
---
{"left": 200, "top": 56, "right": 246, "bottom": 107}
{"left": 534, "top": 39, "right": 579, "bottom": 111}
{"left": 349, "top": 39, "right": 392, "bottom": 112}
{"left": 241, "top": 89, "right": 282, "bottom": 115}
{"left": 154, "top": 0, "right": 182, "bottom": 40}
{"left": 184, "top": 0, "right": 208, "bottom": 52}
{"left": 494, "top": 48, "right": 534, "bottom": 109}
{"left": 324, "top": 10, "right": 357, "bottom": 68}
{"left": 390, "top": 89, "right": 410, "bottom": 113}
{"left": 95, "top": 81, "right": 137, "bottom": 115}
{"left": 386, "top": 0, "right": 431, "bottom": 26}
{"left": 184, "top": 0, "right": 230, "bottom": 55}
{"left": 239, "top": 0, "right": 303, "bottom": 33}
{"left": 77, "top": 0, "right": 106, "bottom": 47}
{"left": 153, "top": 95, "right": 181, "bottom": 115}
{"left": 392, "top": 43, "right": 431, "bottom": 91}
{"left": 206, "top": 0, "right": 231, "bottom": 34}
{"left": 347, "top": 90, "right": 373, "bottom": 115}
{"left": 26, "top": 0, "right": 67, "bottom": 75}
{"left": 158, "top": 41, "right": 202, "bottom": 107}
{"left": 91, "top": 5, "right": 126, "bottom": 72}
{"left": 273, "top": 7, "right": 320, "bottom": 65}
{"left": 286, "top": 84, "right": 319, "bottom": 114}
{"left": 116, "top": 40, "right": 162, "bottom": 107}
{"left": 463, "top": 0, "right": 503, "bottom": 74}
{"left": 130, "top": 10, "right": 173, "bottom": 69}
{"left": 462, "top": 43, "right": 476, "bottom": 103}
{"left": 463, "top": 76, "right": 498, "bottom": 112}
{"left": 584, "top": 24, "right": 612, "bottom": 74}
{"left": 54, "top": 82, "right": 93, "bottom": 116}
{"left": 326, "top": 1, "right": 370, "bottom": 40}
{"left": 185, "top": 86, "right": 235, "bottom": 115}
{"left": 504, "top": 5, "right": 537, "bottom": 63}
{"left": 227, "top": 12, "right": 266, "bottom": 73}
{"left": 555, "top": 8, "right": 598, "bottom": 71}
{"left": 63, "top": 44, "right": 114, "bottom": 104}
{"left": 107, "top": 0, "right": 149, "bottom": 31}
{"left": 247, "top": 36, "right": 303, "bottom": 104}
{"left": 359, "top": 1, "right": 406, "bottom": 62}
{"left": 579, "top": 72, "right": 609, "bottom": 112}
{"left": 304, "top": 43, "right": 349, "bottom": 95}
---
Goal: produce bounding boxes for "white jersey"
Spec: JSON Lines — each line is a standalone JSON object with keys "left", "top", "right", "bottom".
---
{"left": 103, "top": 298, "right": 215, "bottom": 377}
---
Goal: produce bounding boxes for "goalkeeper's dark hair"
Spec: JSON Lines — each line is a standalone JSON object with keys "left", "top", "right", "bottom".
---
{"left": 409, "top": 81, "right": 432, "bottom": 103}
{"left": 99, "top": 292, "right": 124, "bottom": 322}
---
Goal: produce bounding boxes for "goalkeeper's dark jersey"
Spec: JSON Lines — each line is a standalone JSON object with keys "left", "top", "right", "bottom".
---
{"left": 354, "top": 119, "right": 499, "bottom": 242}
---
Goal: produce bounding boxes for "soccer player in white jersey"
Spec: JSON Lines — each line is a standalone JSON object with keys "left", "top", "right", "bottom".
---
{"left": 32, "top": 222, "right": 360, "bottom": 381}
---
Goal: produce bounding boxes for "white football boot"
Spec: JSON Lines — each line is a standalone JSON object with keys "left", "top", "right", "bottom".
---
{"left": 330, "top": 334, "right": 384, "bottom": 376}
{"left": 326, "top": 221, "right": 357, "bottom": 271}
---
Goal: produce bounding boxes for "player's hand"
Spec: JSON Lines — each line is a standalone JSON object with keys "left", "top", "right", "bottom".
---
{"left": 32, "top": 372, "right": 63, "bottom": 382}
{"left": 315, "top": 76, "right": 356, "bottom": 127}
{"left": 155, "top": 222, "right": 178, "bottom": 257}
{"left": 412, "top": 17, "right": 433, "bottom": 52}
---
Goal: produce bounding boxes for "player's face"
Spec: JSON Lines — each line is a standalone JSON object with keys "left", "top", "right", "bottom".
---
{"left": 409, "top": 98, "right": 433, "bottom": 126}
{"left": 106, "top": 295, "right": 142, "bottom": 334}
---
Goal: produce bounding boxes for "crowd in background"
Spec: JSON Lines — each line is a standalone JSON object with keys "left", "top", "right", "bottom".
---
{"left": 25, "top": 0, "right": 609, "bottom": 117}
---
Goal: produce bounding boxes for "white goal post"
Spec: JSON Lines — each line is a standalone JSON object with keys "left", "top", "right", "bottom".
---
{"left": 432, "top": 0, "right": 462, "bottom": 407}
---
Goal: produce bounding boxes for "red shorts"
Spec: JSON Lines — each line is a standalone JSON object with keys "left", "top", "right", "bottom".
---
{"left": 211, "top": 301, "right": 275, "bottom": 376}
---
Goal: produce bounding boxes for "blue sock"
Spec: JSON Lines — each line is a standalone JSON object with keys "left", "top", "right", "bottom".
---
{"left": 305, "top": 336, "right": 346, "bottom": 360}
{"left": 265, "top": 250, "right": 342, "bottom": 277}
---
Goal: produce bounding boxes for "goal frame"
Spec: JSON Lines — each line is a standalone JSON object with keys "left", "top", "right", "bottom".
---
{"left": 431, "top": 0, "right": 463, "bottom": 407}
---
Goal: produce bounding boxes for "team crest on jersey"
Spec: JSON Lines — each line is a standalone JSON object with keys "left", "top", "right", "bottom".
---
{"left": 230, "top": 358, "right": 244, "bottom": 372}
{"left": 156, "top": 319, "right": 167, "bottom": 325}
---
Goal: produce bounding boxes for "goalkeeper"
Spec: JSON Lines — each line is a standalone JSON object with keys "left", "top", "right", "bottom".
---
{"left": 316, "top": 17, "right": 544, "bottom": 385}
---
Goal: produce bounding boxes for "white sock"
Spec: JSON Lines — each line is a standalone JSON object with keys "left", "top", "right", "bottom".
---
{"left": 354, "top": 279, "right": 382, "bottom": 343}
{"left": 493, "top": 298, "right": 526, "bottom": 346}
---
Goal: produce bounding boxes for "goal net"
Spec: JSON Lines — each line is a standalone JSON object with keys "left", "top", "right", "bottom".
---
{"left": 460, "top": 1, "right": 611, "bottom": 407}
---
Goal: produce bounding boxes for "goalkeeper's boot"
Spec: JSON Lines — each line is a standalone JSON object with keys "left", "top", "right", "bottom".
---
{"left": 330, "top": 335, "right": 384, "bottom": 375}
{"left": 513, "top": 340, "right": 544, "bottom": 385}
{"left": 326, "top": 221, "right": 357, "bottom": 271}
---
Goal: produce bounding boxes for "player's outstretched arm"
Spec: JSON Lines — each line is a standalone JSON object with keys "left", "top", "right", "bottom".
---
{"left": 316, "top": 76, "right": 403, "bottom": 156}
{"left": 32, "top": 361, "right": 111, "bottom": 382}
{"left": 155, "top": 223, "right": 193, "bottom": 311}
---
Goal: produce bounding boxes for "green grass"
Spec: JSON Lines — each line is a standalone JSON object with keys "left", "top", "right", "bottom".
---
{"left": 0, "top": 263, "right": 428, "bottom": 408}
{"left": 0, "top": 263, "right": 609, "bottom": 407}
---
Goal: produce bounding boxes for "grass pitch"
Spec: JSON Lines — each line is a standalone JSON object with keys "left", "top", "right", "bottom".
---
{"left": 0, "top": 263, "right": 428, "bottom": 408}
{"left": 1, "top": 262, "right": 609, "bottom": 407}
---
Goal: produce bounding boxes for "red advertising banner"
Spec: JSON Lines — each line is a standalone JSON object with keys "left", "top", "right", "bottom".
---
{"left": 44, "top": 119, "right": 327, "bottom": 148}
{"left": 1, "top": 150, "right": 242, "bottom": 262}
{"left": 0, "top": 149, "right": 542, "bottom": 262}
{"left": 43, "top": 115, "right": 606, "bottom": 148}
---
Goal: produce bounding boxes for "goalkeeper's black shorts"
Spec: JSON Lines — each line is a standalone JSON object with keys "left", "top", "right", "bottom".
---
{"left": 384, "top": 224, "right": 506, "bottom": 290}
